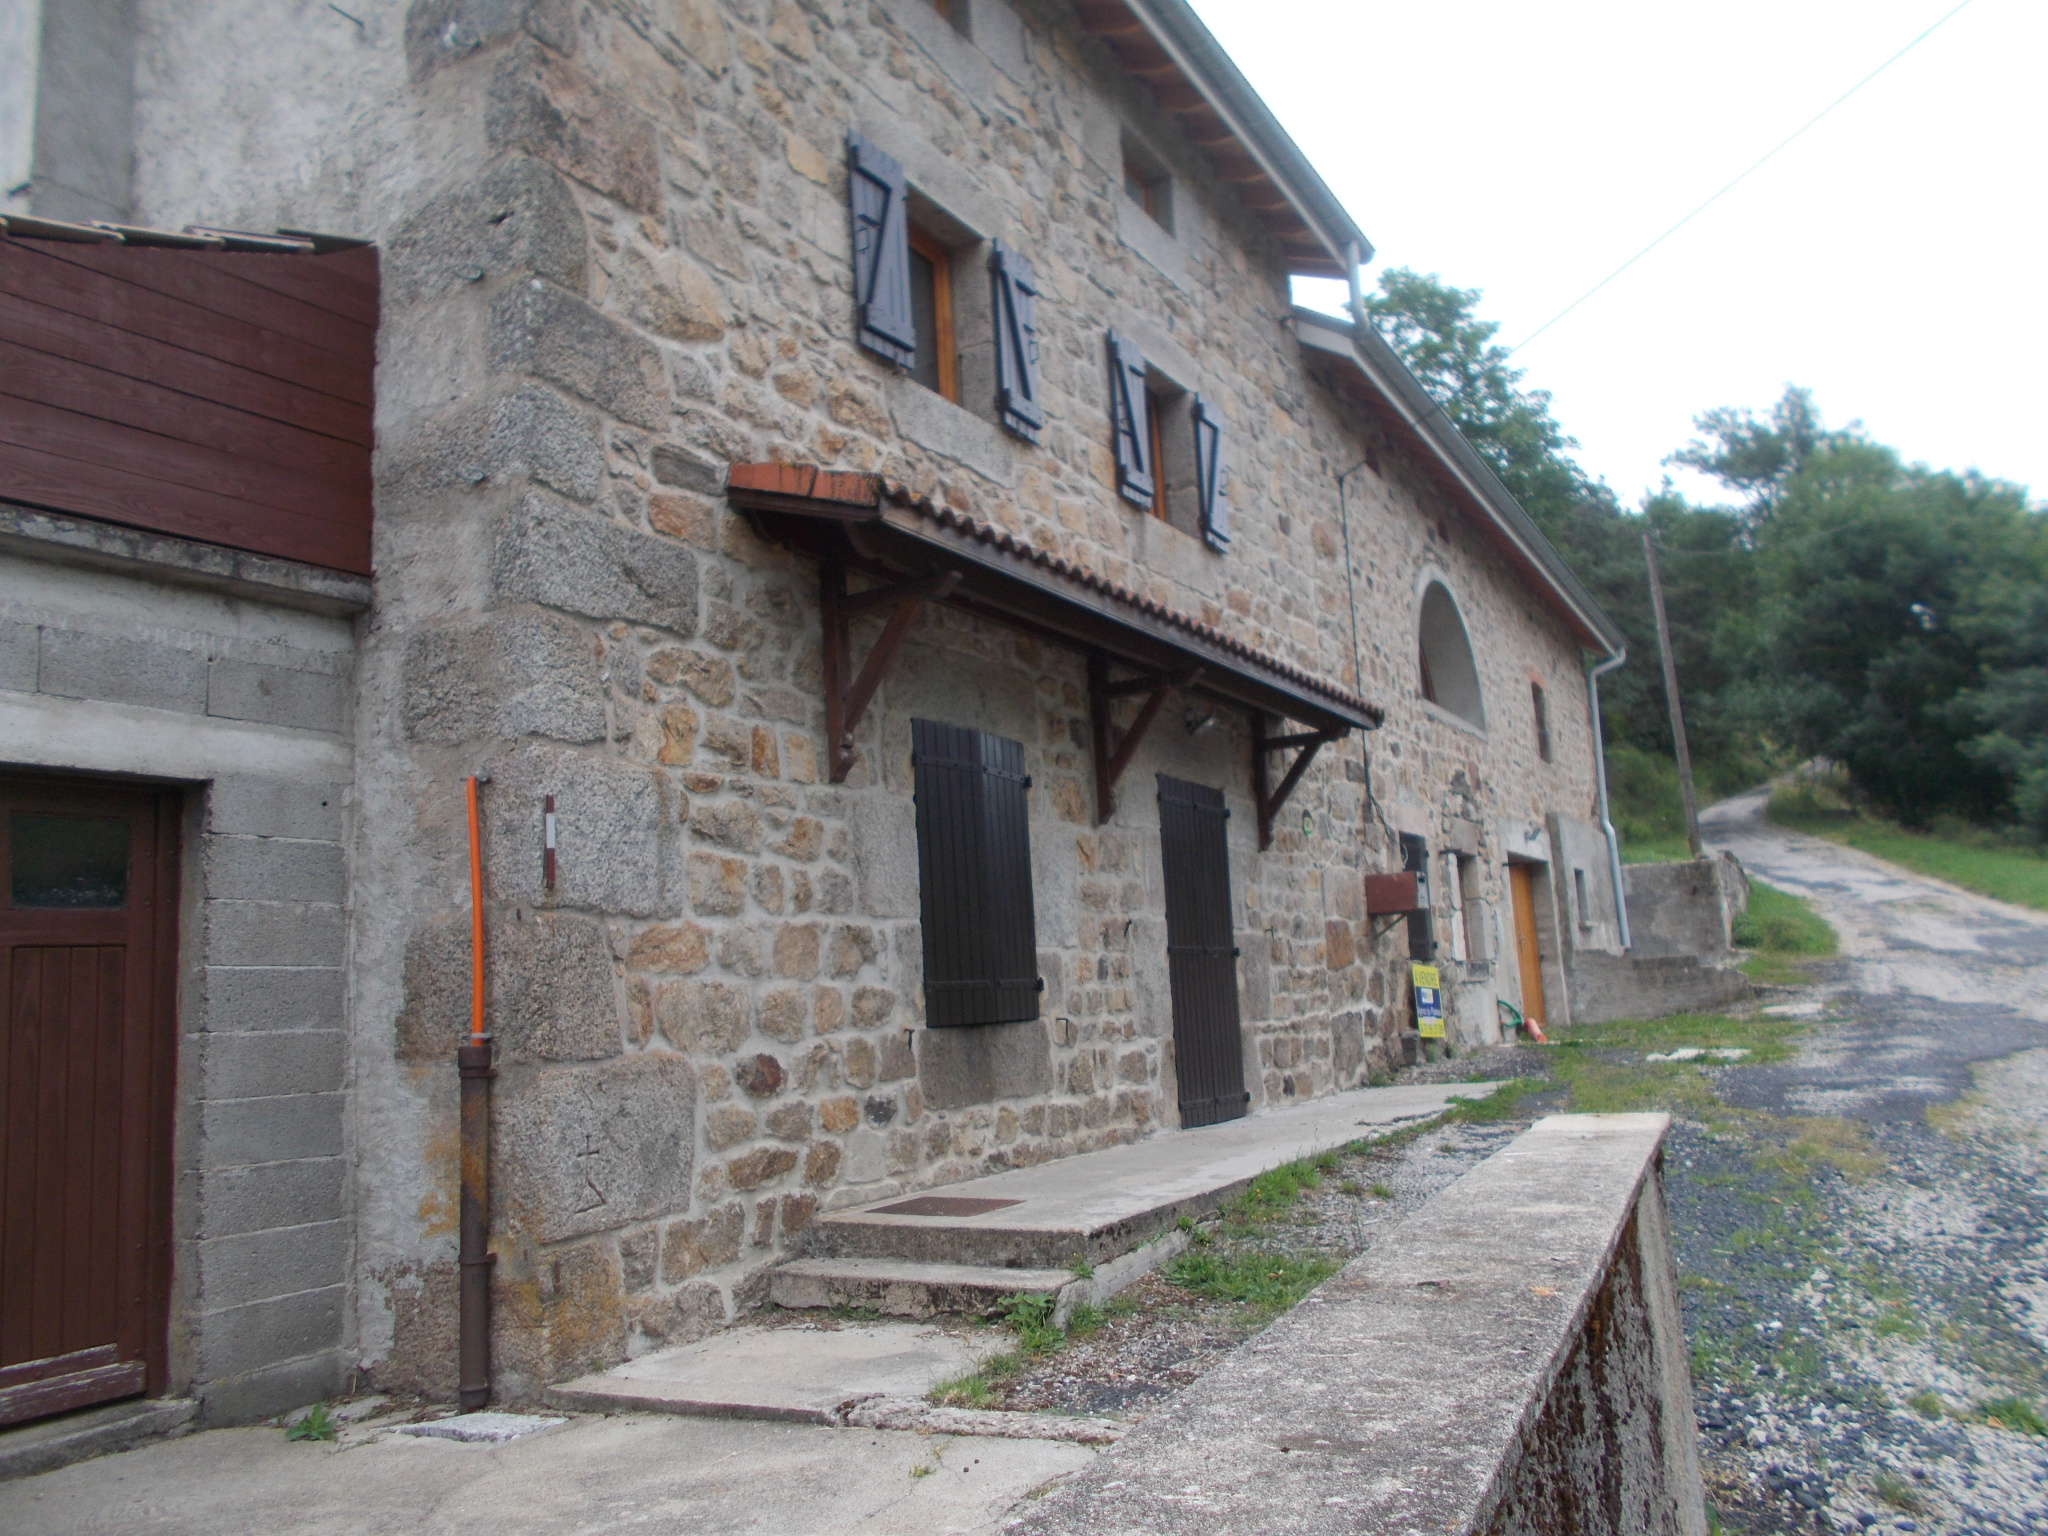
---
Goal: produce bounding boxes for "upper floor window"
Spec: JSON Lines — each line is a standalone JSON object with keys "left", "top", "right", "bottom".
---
{"left": 1120, "top": 132, "right": 1173, "bottom": 234}
{"left": 1417, "top": 580, "right": 1484, "bottom": 729}
{"left": 1107, "top": 332, "right": 1228, "bottom": 550}
{"left": 907, "top": 225, "right": 957, "bottom": 403}
{"left": 1531, "top": 682, "right": 1551, "bottom": 761}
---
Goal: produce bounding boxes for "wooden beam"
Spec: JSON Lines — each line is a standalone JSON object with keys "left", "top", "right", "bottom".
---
{"left": 1090, "top": 652, "right": 1201, "bottom": 824}
{"left": 843, "top": 570, "right": 961, "bottom": 618}
{"left": 821, "top": 558, "right": 961, "bottom": 782}
{"left": 1251, "top": 714, "right": 1345, "bottom": 851}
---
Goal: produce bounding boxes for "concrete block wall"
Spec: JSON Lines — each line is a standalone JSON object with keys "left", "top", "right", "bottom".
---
{"left": 0, "top": 509, "right": 363, "bottom": 1423}
{"left": 115, "top": 0, "right": 1620, "bottom": 1394}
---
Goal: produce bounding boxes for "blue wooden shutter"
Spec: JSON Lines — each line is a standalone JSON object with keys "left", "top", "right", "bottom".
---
{"left": 848, "top": 133, "right": 915, "bottom": 368}
{"left": 911, "top": 719, "right": 1041, "bottom": 1028}
{"left": 989, "top": 242, "right": 1043, "bottom": 442}
{"left": 1192, "top": 394, "right": 1229, "bottom": 550}
{"left": 1108, "top": 331, "right": 1153, "bottom": 508}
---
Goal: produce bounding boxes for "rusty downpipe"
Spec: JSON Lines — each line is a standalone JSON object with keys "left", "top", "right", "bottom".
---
{"left": 458, "top": 773, "right": 495, "bottom": 1411}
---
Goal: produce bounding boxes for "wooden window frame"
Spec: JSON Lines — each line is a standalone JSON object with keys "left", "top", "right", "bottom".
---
{"left": 1145, "top": 387, "right": 1169, "bottom": 522}
{"left": 908, "top": 225, "right": 957, "bottom": 404}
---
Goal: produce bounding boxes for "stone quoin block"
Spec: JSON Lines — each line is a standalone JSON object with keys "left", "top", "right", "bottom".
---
{"left": 394, "top": 914, "right": 621, "bottom": 1064}
{"left": 401, "top": 608, "right": 607, "bottom": 745}
{"left": 486, "top": 43, "right": 662, "bottom": 215}
{"left": 482, "top": 741, "right": 672, "bottom": 916}
{"left": 489, "top": 280, "right": 669, "bottom": 430}
{"left": 494, "top": 1052, "right": 697, "bottom": 1246}
{"left": 486, "top": 385, "right": 607, "bottom": 502}
{"left": 383, "top": 155, "right": 588, "bottom": 307}
{"left": 490, "top": 492, "right": 699, "bottom": 633}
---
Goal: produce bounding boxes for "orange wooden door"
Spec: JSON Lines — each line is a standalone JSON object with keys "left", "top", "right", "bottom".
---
{"left": 1508, "top": 862, "right": 1546, "bottom": 1029}
{"left": 0, "top": 777, "right": 179, "bottom": 1425}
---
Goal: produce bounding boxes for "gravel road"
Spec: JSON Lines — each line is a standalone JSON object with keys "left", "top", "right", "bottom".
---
{"left": 1683, "top": 791, "right": 2048, "bottom": 1534}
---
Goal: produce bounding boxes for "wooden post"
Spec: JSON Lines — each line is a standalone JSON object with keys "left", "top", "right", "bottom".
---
{"left": 1642, "top": 532, "right": 1704, "bottom": 859}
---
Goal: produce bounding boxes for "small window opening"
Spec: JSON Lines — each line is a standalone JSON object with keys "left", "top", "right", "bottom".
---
{"left": 1532, "top": 683, "right": 1551, "bottom": 762}
{"left": 1573, "top": 867, "right": 1591, "bottom": 929}
{"left": 929, "top": 0, "right": 969, "bottom": 37}
{"left": 907, "top": 225, "right": 957, "bottom": 403}
{"left": 1120, "top": 133, "right": 1173, "bottom": 233}
{"left": 1145, "top": 387, "right": 1169, "bottom": 522}
{"left": 1417, "top": 581, "right": 1483, "bottom": 728}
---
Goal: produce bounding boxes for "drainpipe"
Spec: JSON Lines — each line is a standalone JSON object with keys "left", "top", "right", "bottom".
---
{"left": 458, "top": 774, "right": 495, "bottom": 1411}
{"left": 1586, "top": 652, "right": 1631, "bottom": 951}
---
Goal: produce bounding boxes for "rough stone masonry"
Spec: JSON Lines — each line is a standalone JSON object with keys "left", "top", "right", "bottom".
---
{"left": 48, "top": 0, "right": 1637, "bottom": 1408}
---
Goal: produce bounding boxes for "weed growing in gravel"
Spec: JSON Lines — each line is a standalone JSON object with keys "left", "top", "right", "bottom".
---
{"left": 1067, "top": 1256, "right": 1094, "bottom": 1280}
{"left": 1908, "top": 1389, "right": 1945, "bottom": 1418}
{"left": 1445, "top": 1077, "right": 1544, "bottom": 1123}
{"left": 1371, "top": 1182, "right": 1394, "bottom": 1199}
{"left": 1874, "top": 1471, "right": 1929, "bottom": 1513}
{"left": 285, "top": 1403, "right": 336, "bottom": 1442}
{"left": 1751, "top": 1116, "right": 1884, "bottom": 1188}
{"left": 995, "top": 1292, "right": 1064, "bottom": 1355}
{"left": 1066, "top": 1303, "right": 1104, "bottom": 1340}
{"left": 1162, "top": 1250, "right": 1339, "bottom": 1320}
{"left": 1975, "top": 1396, "right": 2048, "bottom": 1435}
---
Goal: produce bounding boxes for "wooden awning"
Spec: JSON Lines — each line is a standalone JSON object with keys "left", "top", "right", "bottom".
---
{"left": 729, "top": 464, "right": 1376, "bottom": 732}
{"left": 728, "top": 464, "right": 1378, "bottom": 845}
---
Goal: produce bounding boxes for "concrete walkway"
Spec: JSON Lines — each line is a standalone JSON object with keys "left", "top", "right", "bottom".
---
{"left": 0, "top": 1413, "right": 1092, "bottom": 1536}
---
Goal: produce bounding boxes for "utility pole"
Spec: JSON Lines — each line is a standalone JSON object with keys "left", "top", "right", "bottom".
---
{"left": 1643, "top": 531, "right": 1704, "bottom": 859}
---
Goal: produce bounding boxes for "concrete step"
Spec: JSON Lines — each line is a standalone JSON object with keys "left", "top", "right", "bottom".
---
{"left": 805, "top": 1081, "right": 1494, "bottom": 1270}
{"left": 771, "top": 1257, "right": 1076, "bottom": 1318}
{"left": 0, "top": 1397, "right": 196, "bottom": 1482}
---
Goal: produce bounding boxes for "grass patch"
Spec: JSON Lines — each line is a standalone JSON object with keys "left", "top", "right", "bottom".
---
{"left": 1976, "top": 1396, "right": 2048, "bottom": 1436}
{"left": 1731, "top": 880, "right": 1838, "bottom": 956}
{"left": 1770, "top": 779, "right": 2048, "bottom": 910}
{"left": 1066, "top": 1303, "right": 1104, "bottom": 1340}
{"left": 1874, "top": 1309, "right": 1924, "bottom": 1341}
{"left": 1874, "top": 1471, "right": 1929, "bottom": 1514}
{"left": 1444, "top": 1077, "right": 1545, "bottom": 1123}
{"left": 1221, "top": 1158, "right": 1325, "bottom": 1236}
{"left": 1161, "top": 1250, "right": 1339, "bottom": 1321}
{"left": 994, "top": 1292, "right": 1063, "bottom": 1355}
{"left": 1908, "top": 1388, "right": 1945, "bottom": 1418}
{"left": 1749, "top": 1115, "right": 1884, "bottom": 1187}
{"left": 1553, "top": 1012, "right": 1803, "bottom": 1066}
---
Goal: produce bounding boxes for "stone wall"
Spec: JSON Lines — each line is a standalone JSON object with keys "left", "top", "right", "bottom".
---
{"left": 0, "top": 504, "right": 364, "bottom": 1422}
{"left": 1009, "top": 1114, "right": 1707, "bottom": 1536}
{"left": 119, "top": 0, "right": 1623, "bottom": 1398}
{"left": 1625, "top": 853, "right": 1750, "bottom": 961}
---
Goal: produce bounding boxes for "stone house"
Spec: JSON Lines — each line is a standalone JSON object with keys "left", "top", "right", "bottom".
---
{"left": 0, "top": 0, "right": 1628, "bottom": 1426}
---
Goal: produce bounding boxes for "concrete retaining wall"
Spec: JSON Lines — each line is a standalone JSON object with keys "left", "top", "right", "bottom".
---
{"left": 1011, "top": 1113, "right": 1706, "bottom": 1536}
{"left": 1625, "top": 855, "right": 1749, "bottom": 961}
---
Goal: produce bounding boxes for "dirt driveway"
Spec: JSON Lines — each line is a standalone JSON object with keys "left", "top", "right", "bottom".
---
{"left": 1681, "top": 791, "right": 2048, "bottom": 1533}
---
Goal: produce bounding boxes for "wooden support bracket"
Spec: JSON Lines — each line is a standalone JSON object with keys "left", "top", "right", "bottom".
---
{"left": 1251, "top": 712, "right": 1345, "bottom": 851}
{"left": 821, "top": 557, "right": 961, "bottom": 782}
{"left": 1089, "top": 652, "right": 1202, "bottom": 824}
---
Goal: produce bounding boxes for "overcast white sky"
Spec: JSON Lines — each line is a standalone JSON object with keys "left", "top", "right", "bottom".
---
{"left": 1188, "top": 0, "right": 2046, "bottom": 512}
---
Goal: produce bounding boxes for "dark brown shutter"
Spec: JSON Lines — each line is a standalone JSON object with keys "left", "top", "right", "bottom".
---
{"left": 1157, "top": 775, "right": 1247, "bottom": 1127}
{"left": 848, "top": 133, "right": 915, "bottom": 368}
{"left": 1108, "top": 331, "right": 1153, "bottom": 508}
{"left": 1191, "top": 393, "right": 1229, "bottom": 550}
{"left": 911, "top": 720, "right": 1041, "bottom": 1027}
{"left": 988, "top": 242, "right": 1043, "bottom": 441}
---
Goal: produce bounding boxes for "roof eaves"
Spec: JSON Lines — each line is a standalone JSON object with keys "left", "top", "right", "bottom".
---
{"left": 1293, "top": 306, "right": 1626, "bottom": 657}
{"left": 1112, "top": 0, "right": 1373, "bottom": 274}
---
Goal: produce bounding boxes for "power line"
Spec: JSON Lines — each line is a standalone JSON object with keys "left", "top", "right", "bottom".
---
{"left": 1509, "top": 0, "right": 1978, "bottom": 356}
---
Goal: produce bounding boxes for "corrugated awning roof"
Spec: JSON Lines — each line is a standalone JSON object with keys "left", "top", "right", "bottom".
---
{"left": 1072, "top": 0, "right": 1371, "bottom": 279}
{"left": 727, "top": 463, "right": 1380, "bottom": 734}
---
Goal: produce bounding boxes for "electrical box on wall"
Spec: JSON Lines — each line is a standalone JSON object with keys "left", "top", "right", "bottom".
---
{"left": 1365, "top": 833, "right": 1433, "bottom": 915}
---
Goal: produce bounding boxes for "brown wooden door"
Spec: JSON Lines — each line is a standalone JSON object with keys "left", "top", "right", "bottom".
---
{"left": 1508, "top": 862, "right": 1546, "bottom": 1030}
{"left": 0, "top": 776, "right": 179, "bottom": 1425}
{"left": 1158, "top": 776, "right": 1247, "bottom": 1129}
